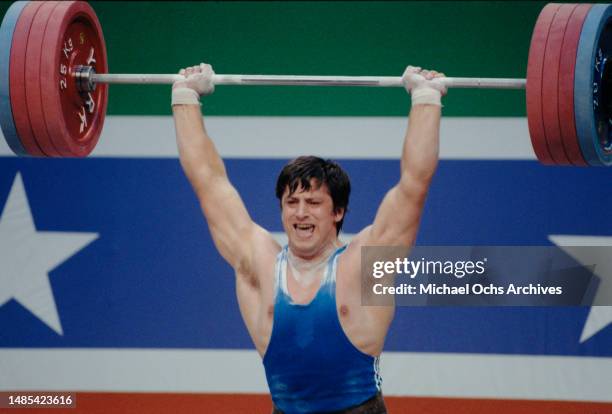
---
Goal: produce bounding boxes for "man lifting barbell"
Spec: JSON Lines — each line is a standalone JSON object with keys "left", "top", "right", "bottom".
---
{"left": 171, "top": 63, "right": 446, "bottom": 414}
{"left": 0, "top": 1, "right": 611, "bottom": 412}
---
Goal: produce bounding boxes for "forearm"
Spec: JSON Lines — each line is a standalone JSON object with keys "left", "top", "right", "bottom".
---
{"left": 400, "top": 104, "right": 441, "bottom": 185}
{"left": 366, "top": 104, "right": 440, "bottom": 245}
{"left": 172, "top": 105, "right": 227, "bottom": 188}
{"left": 169, "top": 63, "right": 260, "bottom": 272}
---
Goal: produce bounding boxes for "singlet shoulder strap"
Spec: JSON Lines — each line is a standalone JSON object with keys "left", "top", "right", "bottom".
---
{"left": 275, "top": 246, "right": 289, "bottom": 295}
{"left": 324, "top": 244, "right": 348, "bottom": 284}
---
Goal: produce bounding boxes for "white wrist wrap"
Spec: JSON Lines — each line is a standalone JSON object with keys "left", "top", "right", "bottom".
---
{"left": 411, "top": 87, "right": 442, "bottom": 107}
{"left": 171, "top": 88, "right": 201, "bottom": 106}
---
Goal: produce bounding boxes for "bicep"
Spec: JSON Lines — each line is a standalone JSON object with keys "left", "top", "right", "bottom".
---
{"left": 366, "top": 174, "right": 429, "bottom": 246}
{"left": 194, "top": 174, "right": 259, "bottom": 271}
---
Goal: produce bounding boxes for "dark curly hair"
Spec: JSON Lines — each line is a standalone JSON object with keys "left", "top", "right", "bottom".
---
{"left": 275, "top": 156, "right": 351, "bottom": 235}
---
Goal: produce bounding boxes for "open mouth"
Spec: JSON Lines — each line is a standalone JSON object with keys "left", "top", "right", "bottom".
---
{"left": 294, "top": 223, "right": 315, "bottom": 238}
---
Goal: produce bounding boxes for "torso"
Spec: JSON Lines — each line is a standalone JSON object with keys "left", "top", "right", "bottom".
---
{"left": 235, "top": 232, "right": 394, "bottom": 358}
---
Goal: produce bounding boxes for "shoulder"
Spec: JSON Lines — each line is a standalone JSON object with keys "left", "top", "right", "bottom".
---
{"left": 238, "top": 225, "right": 282, "bottom": 285}
{"left": 341, "top": 225, "right": 372, "bottom": 257}
{"left": 336, "top": 226, "right": 372, "bottom": 275}
{"left": 251, "top": 224, "right": 283, "bottom": 268}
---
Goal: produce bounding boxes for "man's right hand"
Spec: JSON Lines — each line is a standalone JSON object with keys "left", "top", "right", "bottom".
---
{"left": 171, "top": 63, "right": 215, "bottom": 106}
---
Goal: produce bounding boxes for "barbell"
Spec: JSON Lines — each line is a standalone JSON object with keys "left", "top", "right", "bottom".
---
{"left": 0, "top": 1, "right": 611, "bottom": 166}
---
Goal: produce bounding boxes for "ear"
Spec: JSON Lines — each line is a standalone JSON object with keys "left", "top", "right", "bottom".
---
{"left": 333, "top": 207, "right": 345, "bottom": 223}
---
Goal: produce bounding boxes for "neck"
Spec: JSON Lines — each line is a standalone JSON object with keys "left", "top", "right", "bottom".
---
{"left": 287, "top": 239, "right": 340, "bottom": 287}
{"left": 289, "top": 236, "right": 340, "bottom": 261}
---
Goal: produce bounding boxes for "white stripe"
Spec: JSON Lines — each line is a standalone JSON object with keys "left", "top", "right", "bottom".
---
{"left": 381, "top": 352, "right": 612, "bottom": 402}
{"left": 0, "top": 349, "right": 610, "bottom": 401}
{"left": 279, "top": 247, "right": 288, "bottom": 295}
{"left": 374, "top": 356, "right": 382, "bottom": 391}
{"left": 0, "top": 116, "right": 535, "bottom": 159}
{"left": 0, "top": 349, "right": 266, "bottom": 393}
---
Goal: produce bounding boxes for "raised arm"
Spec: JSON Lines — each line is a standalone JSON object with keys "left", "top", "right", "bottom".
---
{"left": 171, "top": 64, "right": 271, "bottom": 274}
{"left": 361, "top": 66, "right": 446, "bottom": 246}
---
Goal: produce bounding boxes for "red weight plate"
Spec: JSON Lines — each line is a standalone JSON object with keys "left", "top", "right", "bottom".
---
{"left": 526, "top": 3, "right": 560, "bottom": 165}
{"left": 558, "top": 4, "right": 592, "bottom": 166}
{"left": 40, "top": 1, "right": 108, "bottom": 157}
{"left": 541, "top": 4, "right": 576, "bottom": 165}
{"left": 24, "top": 1, "right": 62, "bottom": 157}
{"left": 9, "top": 1, "right": 47, "bottom": 157}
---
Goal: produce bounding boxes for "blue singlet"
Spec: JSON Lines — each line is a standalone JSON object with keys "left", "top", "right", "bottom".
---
{"left": 263, "top": 245, "right": 381, "bottom": 413}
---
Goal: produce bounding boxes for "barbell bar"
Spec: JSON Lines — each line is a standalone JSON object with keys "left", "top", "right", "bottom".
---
{"left": 0, "top": 0, "right": 611, "bottom": 166}
{"left": 85, "top": 72, "right": 527, "bottom": 89}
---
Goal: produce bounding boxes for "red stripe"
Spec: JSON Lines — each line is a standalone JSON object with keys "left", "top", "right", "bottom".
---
{"left": 12, "top": 393, "right": 612, "bottom": 413}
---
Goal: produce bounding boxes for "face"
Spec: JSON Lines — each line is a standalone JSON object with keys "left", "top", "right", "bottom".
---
{"left": 281, "top": 180, "right": 344, "bottom": 260}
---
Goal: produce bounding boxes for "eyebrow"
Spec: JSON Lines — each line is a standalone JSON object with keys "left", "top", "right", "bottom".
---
{"left": 284, "top": 195, "right": 323, "bottom": 201}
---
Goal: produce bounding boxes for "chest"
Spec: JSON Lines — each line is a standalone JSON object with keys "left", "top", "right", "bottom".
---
{"left": 282, "top": 257, "right": 361, "bottom": 320}
{"left": 286, "top": 265, "right": 326, "bottom": 304}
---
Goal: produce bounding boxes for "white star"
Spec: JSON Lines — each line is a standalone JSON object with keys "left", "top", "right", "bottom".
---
{"left": 549, "top": 235, "right": 612, "bottom": 343}
{"left": 0, "top": 173, "right": 98, "bottom": 335}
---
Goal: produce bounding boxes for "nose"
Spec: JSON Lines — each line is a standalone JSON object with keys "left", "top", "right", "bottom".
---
{"left": 296, "top": 200, "right": 309, "bottom": 218}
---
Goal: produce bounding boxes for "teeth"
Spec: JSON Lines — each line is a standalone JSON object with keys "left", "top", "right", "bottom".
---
{"left": 295, "top": 224, "right": 314, "bottom": 233}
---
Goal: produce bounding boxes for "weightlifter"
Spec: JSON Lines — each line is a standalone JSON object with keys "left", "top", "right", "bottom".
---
{"left": 171, "top": 63, "right": 446, "bottom": 414}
